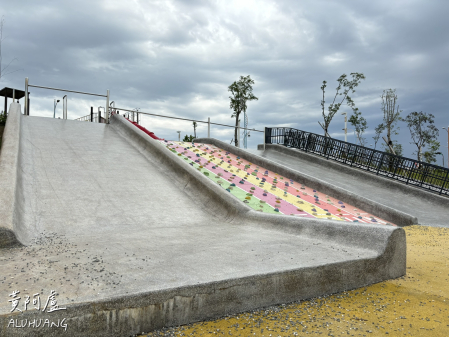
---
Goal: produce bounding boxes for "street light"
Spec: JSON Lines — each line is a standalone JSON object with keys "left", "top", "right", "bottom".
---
{"left": 443, "top": 127, "right": 449, "bottom": 168}
{"left": 435, "top": 152, "right": 444, "bottom": 167}
{"left": 53, "top": 99, "right": 60, "bottom": 118}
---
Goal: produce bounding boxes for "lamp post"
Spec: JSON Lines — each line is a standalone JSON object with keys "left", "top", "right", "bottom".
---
{"left": 435, "top": 152, "right": 444, "bottom": 167}
{"left": 53, "top": 99, "right": 60, "bottom": 118}
{"left": 443, "top": 127, "right": 449, "bottom": 168}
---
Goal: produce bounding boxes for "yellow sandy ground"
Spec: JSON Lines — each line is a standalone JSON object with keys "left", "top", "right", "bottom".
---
{"left": 143, "top": 226, "right": 449, "bottom": 336}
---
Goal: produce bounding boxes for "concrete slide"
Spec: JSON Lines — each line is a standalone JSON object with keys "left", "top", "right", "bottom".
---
{"left": 0, "top": 103, "right": 405, "bottom": 337}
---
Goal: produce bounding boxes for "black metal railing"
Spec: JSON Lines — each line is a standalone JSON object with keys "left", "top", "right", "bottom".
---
{"left": 265, "top": 127, "right": 449, "bottom": 196}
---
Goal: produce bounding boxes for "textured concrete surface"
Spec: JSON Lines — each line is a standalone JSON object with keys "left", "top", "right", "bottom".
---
{"left": 0, "top": 104, "right": 405, "bottom": 336}
{"left": 246, "top": 144, "right": 448, "bottom": 227}
{"left": 0, "top": 103, "right": 22, "bottom": 247}
{"left": 143, "top": 225, "right": 449, "bottom": 337}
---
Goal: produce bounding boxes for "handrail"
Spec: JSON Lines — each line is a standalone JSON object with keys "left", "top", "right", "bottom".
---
{"left": 113, "top": 106, "right": 264, "bottom": 133}
{"left": 265, "top": 127, "right": 449, "bottom": 196}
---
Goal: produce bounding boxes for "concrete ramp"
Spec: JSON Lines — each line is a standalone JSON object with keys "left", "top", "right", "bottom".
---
{"left": 0, "top": 103, "right": 405, "bottom": 336}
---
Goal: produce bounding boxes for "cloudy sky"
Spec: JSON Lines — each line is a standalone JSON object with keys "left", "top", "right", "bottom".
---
{"left": 1, "top": 0, "right": 448, "bottom": 165}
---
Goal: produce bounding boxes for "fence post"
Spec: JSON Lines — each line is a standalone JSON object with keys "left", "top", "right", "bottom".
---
{"left": 98, "top": 107, "right": 101, "bottom": 123}
{"left": 439, "top": 169, "right": 449, "bottom": 195}
{"left": 208, "top": 117, "right": 210, "bottom": 138}
{"left": 90, "top": 107, "right": 93, "bottom": 122}
{"left": 25, "top": 78, "right": 29, "bottom": 115}
{"left": 263, "top": 127, "right": 266, "bottom": 151}
{"left": 376, "top": 153, "right": 385, "bottom": 175}
{"left": 63, "top": 95, "right": 67, "bottom": 119}
{"left": 105, "top": 89, "right": 110, "bottom": 123}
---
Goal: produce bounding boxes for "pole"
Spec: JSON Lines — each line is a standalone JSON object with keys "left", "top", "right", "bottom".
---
{"left": 63, "top": 95, "right": 67, "bottom": 119}
{"left": 208, "top": 117, "right": 210, "bottom": 138}
{"left": 53, "top": 99, "right": 56, "bottom": 118}
{"left": 344, "top": 114, "right": 347, "bottom": 143}
{"left": 237, "top": 120, "right": 241, "bottom": 148}
{"left": 443, "top": 127, "right": 449, "bottom": 168}
{"left": 12, "top": 89, "right": 15, "bottom": 101}
{"left": 25, "top": 78, "right": 29, "bottom": 115}
{"left": 90, "top": 107, "right": 93, "bottom": 122}
{"left": 106, "top": 89, "right": 110, "bottom": 123}
{"left": 263, "top": 127, "right": 266, "bottom": 151}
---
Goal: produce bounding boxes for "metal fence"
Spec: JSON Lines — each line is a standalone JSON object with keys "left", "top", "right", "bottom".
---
{"left": 265, "top": 127, "right": 449, "bottom": 196}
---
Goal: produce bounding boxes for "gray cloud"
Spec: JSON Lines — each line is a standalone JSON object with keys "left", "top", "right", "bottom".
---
{"left": 1, "top": 0, "right": 448, "bottom": 163}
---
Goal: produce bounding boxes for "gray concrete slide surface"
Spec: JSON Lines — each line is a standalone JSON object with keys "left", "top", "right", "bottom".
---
{"left": 244, "top": 145, "right": 448, "bottom": 227}
{"left": 1, "top": 103, "right": 405, "bottom": 336}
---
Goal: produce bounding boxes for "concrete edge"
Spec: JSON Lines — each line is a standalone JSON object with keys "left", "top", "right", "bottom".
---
{"left": 195, "top": 138, "right": 417, "bottom": 227}
{"left": 0, "top": 103, "right": 22, "bottom": 248}
{"left": 265, "top": 143, "right": 449, "bottom": 206}
{"left": 0, "top": 239, "right": 406, "bottom": 337}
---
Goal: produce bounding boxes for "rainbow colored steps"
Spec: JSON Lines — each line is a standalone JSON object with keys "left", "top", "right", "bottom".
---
{"left": 164, "top": 141, "right": 395, "bottom": 226}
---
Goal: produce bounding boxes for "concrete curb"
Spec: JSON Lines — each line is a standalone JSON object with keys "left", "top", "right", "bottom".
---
{"left": 195, "top": 138, "right": 417, "bottom": 227}
{"left": 0, "top": 103, "right": 22, "bottom": 248}
{"left": 264, "top": 143, "right": 449, "bottom": 206}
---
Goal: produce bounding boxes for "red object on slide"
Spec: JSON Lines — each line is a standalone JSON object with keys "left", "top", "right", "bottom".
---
{"left": 124, "top": 117, "right": 163, "bottom": 140}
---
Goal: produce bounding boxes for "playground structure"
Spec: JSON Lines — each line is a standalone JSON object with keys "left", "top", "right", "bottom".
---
{"left": 0, "top": 100, "right": 407, "bottom": 336}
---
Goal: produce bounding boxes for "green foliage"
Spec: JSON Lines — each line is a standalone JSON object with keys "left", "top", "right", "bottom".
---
{"left": 373, "top": 123, "right": 385, "bottom": 149}
{"left": 0, "top": 110, "right": 6, "bottom": 124}
{"left": 320, "top": 72, "right": 365, "bottom": 136}
{"left": 228, "top": 75, "right": 258, "bottom": 147}
{"left": 348, "top": 110, "right": 368, "bottom": 146}
{"left": 378, "top": 88, "right": 402, "bottom": 144}
{"left": 183, "top": 135, "right": 195, "bottom": 142}
{"left": 422, "top": 139, "right": 440, "bottom": 164}
{"left": 404, "top": 111, "right": 439, "bottom": 162}
{"left": 382, "top": 140, "right": 403, "bottom": 157}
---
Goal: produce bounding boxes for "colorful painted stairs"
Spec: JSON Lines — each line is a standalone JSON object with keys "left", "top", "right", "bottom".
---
{"left": 163, "top": 141, "right": 396, "bottom": 226}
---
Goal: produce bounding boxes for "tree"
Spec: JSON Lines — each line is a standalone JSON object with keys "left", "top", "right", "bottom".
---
{"left": 373, "top": 123, "right": 385, "bottom": 150}
{"left": 404, "top": 111, "right": 439, "bottom": 162}
{"left": 0, "top": 109, "right": 6, "bottom": 124}
{"left": 228, "top": 75, "right": 258, "bottom": 147}
{"left": 183, "top": 135, "right": 195, "bottom": 142}
{"left": 382, "top": 141, "right": 403, "bottom": 157}
{"left": 348, "top": 110, "right": 368, "bottom": 146}
{"left": 378, "top": 89, "right": 402, "bottom": 154}
{"left": 0, "top": 17, "right": 21, "bottom": 81}
{"left": 319, "top": 72, "right": 365, "bottom": 137}
{"left": 192, "top": 121, "right": 197, "bottom": 138}
{"left": 422, "top": 139, "right": 440, "bottom": 164}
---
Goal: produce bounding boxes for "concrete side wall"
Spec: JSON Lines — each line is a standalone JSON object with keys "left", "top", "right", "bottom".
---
{"left": 264, "top": 143, "right": 449, "bottom": 206}
{"left": 195, "top": 138, "right": 417, "bottom": 227}
{"left": 0, "top": 103, "right": 22, "bottom": 248}
{"left": 0, "top": 227, "right": 405, "bottom": 337}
